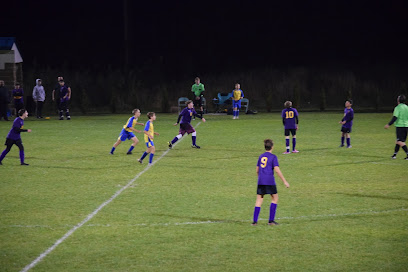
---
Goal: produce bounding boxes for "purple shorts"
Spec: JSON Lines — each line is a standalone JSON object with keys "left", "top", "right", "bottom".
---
{"left": 179, "top": 123, "right": 195, "bottom": 135}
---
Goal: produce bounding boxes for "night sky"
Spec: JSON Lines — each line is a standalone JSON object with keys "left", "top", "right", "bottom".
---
{"left": 2, "top": 0, "right": 408, "bottom": 75}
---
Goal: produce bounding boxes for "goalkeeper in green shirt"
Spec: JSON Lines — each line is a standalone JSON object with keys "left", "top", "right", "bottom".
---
{"left": 191, "top": 77, "right": 205, "bottom": 114}
{"left": 384, "top": 94, "right": 408, "bottom": 160}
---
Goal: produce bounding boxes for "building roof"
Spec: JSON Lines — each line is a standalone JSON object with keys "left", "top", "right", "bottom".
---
{"left": 0, "top": 37, "right": 23, "bottom": 63}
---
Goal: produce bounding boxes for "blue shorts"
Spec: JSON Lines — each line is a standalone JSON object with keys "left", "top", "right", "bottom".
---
{"left": 232, "top": 100, "right": 241, "bottom": 109}
{"left": 118, "top": 129, "right": 135, "bottom": 141}
{"left": 146, "top": 139, "right": 154, "bottom": 148}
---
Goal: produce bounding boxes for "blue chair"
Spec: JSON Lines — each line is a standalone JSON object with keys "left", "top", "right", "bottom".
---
{"left": 178, "top": 97, "right": 189, "bottom": 113}
{"left": 213, "top": 93, "right": 232, "bottom": 112}
{"left": 240, "top": 98, "right": 249, "bottom": 113}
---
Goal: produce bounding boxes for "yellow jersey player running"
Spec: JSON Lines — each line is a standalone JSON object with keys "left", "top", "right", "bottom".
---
{"left": 110, "top": 109, "right": 144, "bottom": 155}
{"left": 138, "top": 112, "right": 160, "bottom": 165}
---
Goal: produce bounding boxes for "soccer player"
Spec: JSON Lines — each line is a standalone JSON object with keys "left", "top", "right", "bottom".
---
{"left": 57, "top": 80, "right": 71, "bottom": 120}
{"left": 252, "top": 139, "right": 290, "bottom": 226}
{"left": 191, "top": 77, "right": 205, "bottom": 114}
{"left": 384, "top": 94, "right": 408, "bottom": 160}
{"left": 110, "top": 109, "right": 144, "bottom": 155}
{"left": 138, "top": 112, "right": 160, "bottom": 165}
{"left": 281, "top": 101, "right": 299, "bottom": 154}
{"left": 339, "top": 100, "right": 354, "bottom": 148}
{"left": 12, "top": 83, "right": 24, "bottom": 116}
{"left": 231, "top": 83, "right": 244, "bottom": 119}
{"left": 0, "top": 109, "right": 31, "bottom": 165}
{"left": 168, "top": 100, "right": 206, "bottom": 149}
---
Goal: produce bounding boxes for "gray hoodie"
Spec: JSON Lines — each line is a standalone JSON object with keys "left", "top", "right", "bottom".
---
{"left": 33, "top": 79, "right": 45, "bottom": 102}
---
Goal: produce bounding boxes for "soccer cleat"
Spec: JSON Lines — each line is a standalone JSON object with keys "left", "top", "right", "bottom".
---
{"left": 405, "top": 156, "right": 408, "bottom": 160}
{"left": 168, "top": 142, "right": 173, "bottom": 149}
{"left": 268, "top": 221, "right": 279, "bottom": 225}
{"left": 391, "top": 154, "right": 397, "bottom": 159}
{"left": 251, "top": 222, "right": 257, "bottom": 226}
{"left": 59, "top": 117, "right": 64, "bottom": 120}
{"left": 21, "top": 162, "right": 29, "bottom": 166}
{"left": 0, "top": 161, "right": 2, "bottom": 165}
{"left": 192, "top": 145, "right": 201, "bottom": 149}
{"left": 292, "top": 150, "right": 299, "bottom": 153}
{"left": 67, "top": 116, "right": 71, "bottom": 120}
{"left": 127, "top": 151, "right": 132, "bottom": 155}
{"left": 137, "top": 159, "right": 143, "bottom": 164}
{"left": 347, "top": 145, "right": 352, "bottom": 148}
{"left": 148, "top": 163, "right": 153, "bottom": 166}
{"left": 282, "top": 152, "right": 290, "bottom": 154}
{"left": 339, "top": 144, "right": 344, "bottom": 147}
{"left": 233, "top": 116, "right": 236, "bottom": 119}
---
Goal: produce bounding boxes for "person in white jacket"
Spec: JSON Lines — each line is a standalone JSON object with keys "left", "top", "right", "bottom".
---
{"left": 32, "top": 79, "right": 45, "bottom": 118}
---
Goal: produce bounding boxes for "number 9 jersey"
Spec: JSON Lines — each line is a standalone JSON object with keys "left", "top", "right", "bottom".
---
{"left": 257, "top": 152, "right": 279, "bottom": 185}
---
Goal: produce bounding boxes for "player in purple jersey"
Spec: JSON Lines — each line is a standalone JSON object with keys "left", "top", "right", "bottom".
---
{"left": 168, "top": 100, "right": 206, "bottom": 149}
{"left": 0, "top": 109, "right": 31, "bottom": 165}
{"left": 252, "top": 139, "right": 290, "bottom": 226}
{"left": 12, "top": 83, "right": 24, "bottom": 116}
{"left": 281, "top": 101, "right": 299, "bottom": 154}
{"left": 57, "top": 80, "right": 72, "bottom": 120}
{"left": 339, "top": 100, "right": 354, "bottom": 148}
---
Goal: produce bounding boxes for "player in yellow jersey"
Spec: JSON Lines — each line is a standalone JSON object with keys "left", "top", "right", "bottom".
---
{"left": 110, "top": 109, "right": 144, "bottom": 155}
{"left": 231, "top": 83, "right": 244, "bottom": 119}
{"left": 138, "top": 112, "right": 160, "bottom": 165}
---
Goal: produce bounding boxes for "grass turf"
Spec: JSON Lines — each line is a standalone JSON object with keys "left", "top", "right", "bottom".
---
{"left": 0, "top": 112, "right": 407, "bottom": 271}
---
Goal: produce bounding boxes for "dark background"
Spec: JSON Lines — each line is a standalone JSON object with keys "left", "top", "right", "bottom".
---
{"left": 2, "top": 0, "right": 408, "bottom": 113}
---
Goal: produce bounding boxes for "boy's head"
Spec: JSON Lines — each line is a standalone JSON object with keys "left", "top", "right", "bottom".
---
{"left": 264, "top": 139, "right": 274, "bottom": 151}
{"left": 186, "top": 100, "right": 194, "bottom": 108}
{"left": 18, "top": 109, "right": 28, "bottom": 118}
{"left": 398, "top": 95, "right": 406, "bottom": 104}
{"left": 345, "top": 99, "right": 353, "bottom": 107}
{"left": 284, "top": 101, "right": 292, "bottom": 108}
{"left": 195, "top": 77, "right": 200, "bottom": 84}
{"left": 15, "top": 83, "right": 20, "bottom": 88}
{"left": 57, "top": 76, "right": 63, "bottom": 81}
{"left": 36, "top": 79, "right": 42, "bottom": 85}
{"left": 147, "top": 112, "right": 155, "bottom": 120}
{"left": 59, "top": 80, "right": 65, "bottom": 86}
{"left": 0, "top": 80, "right": 4, "bottom": 86}
{"left": 132, "top": 108, "right": 140, "bottom": 117}
{"left": 235, "top": 83, "right": 240, "bottom": 89}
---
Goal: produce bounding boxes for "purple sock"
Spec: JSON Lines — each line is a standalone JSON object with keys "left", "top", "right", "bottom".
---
{"left": 253, "top": 206, "right": 261, "bottom": 223}
{"left": 346, "top": 138, "right": 351, "bottom": 146}
{"left": 292, "top": 138, "right": 296, "bottom": 151}
{"left": 19, "top": 150, "right": 25, "bottom": 164}
{"left": 286, "top": 139, "right": 290, "bottom": 152}
{"left": 149, "top": 153, "right": 154, "bottom": 164}
{"left": 341, "top": 137, "right": 345, "bottom": 145}
{"left": 0, "top": 149, "right": 9, "bottom": 162}
{"left": 171, "top": 136, "right": 179, "bottom": 144}
{"left": 269, "top": 203, "right": 277, "bottom": 222}
{"left": 192, "top": 136, "right": 196, "bottom": 146}
{"left": 140, "top": 152, "right": 148, "bottom": 161}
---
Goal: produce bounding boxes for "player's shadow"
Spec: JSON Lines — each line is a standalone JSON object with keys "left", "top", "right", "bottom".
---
{"left": 334, "top": 192, "right": 408, "bottom": 201}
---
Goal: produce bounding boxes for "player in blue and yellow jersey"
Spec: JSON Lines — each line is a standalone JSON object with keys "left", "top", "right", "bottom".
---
{"left": 138, "top": 112, "right": 160, "bottom": 165}
{"left": 281, "top": 101, "right": 299, "bottom": 154}
{"left": 110, "top": 109, "right": 144, "bottom": 155}
{"left": 231, "top": 83, "right": 244, "bottom": 119}
{"left": 168, "top": 100, "right": 206, "bottom": 149}
{"left": 384, "top": 94, "right": 408, "bottom": 160}
{"left": 339, "top": 100, "right": 354, "bottom": 148}
{"left": 252, "top": 139, "right": 290, "bottom": 226}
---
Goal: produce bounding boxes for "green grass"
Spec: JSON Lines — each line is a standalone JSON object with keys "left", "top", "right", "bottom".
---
{"left": 0, "top": 112, "right": 407, "bottom": 272}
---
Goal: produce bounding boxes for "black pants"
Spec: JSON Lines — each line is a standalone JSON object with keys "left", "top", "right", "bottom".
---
{"left": 0, "top": 102, "right": 9, "bottom": 120}
{"left": 36, "top": 101, "right": 44, "bottom": 118}
{"left": 59, "top": 101, "right": 70, "bottom": 118}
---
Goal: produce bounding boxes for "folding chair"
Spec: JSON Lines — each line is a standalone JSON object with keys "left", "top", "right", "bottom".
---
{"left": 240, "top": 98, "right": 249, "bottom": 113}
{"left": 178, "top": 97, "right": 189, "bottom": 113}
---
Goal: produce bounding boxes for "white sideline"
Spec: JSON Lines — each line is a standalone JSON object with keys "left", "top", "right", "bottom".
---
{"left": 20, "top": 122, "right": 201, "bottom": 272}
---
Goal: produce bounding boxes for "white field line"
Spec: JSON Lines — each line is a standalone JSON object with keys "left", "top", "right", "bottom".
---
{"left": 20, "top": 122, "right": 201, "bottom": 272}
{"left": 5, "top": 207, "right": 406, "bottom": 230}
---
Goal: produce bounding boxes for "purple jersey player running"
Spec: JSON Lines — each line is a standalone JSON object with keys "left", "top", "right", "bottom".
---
{"left": 339, "top": 100, "right": 354, "bottom": 148}
{"left": 0, "top": 109, "right": 31, "bottom": 166}
{"left": 252, "top": 139, "right": 290, "bottom": 226}
{"left": 168, "top": 100, "right": 206, "bottom": 149}
{"left": 281, "top": 101, "right": 299, "bottom": 154}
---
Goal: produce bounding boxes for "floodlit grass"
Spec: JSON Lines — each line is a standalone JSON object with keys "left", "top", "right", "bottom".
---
{"left": 0, "top": 112, "right": 407, "bottom": 272}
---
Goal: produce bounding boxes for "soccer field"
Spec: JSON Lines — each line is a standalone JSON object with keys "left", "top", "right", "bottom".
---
{"left": 0, "top": 112, "right": 407, "bottom": 272}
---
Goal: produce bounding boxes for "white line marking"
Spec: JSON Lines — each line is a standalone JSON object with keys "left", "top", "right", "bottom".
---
{"left": 20, "top": 122, "right": 201, "bottom": 272}
{"left": 6, "top": 207, "right": 406, "bottom": 230}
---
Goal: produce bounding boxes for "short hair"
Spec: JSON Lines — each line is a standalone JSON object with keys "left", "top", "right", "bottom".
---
{"left": 264, "top": 139, "right": 274, "bottom": 151}
{"left": 284, "top": 101, "right": 292, "bottom": 108}
{"left": 132, "top": 108, "right": 140, "bottom": 115}
{"left": 186, "top": 100, "right": 193, "bottom": 105}
{"left": 147, "top": 112, "right": 155, "bottom": 119}
{"left": 15, "top": 82, "right": 20, "bottom": 86}
{"left": 18, "top": 109, "right": 26, "bottom": 116}
{"left": 346, "top": 99, "right": 353, "bottom": 104}
{"left": 398, "top": 95, "right": 406, "bottom": 103}
{"left": 195, "top": 77, "right": 200, "bottom": 81}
